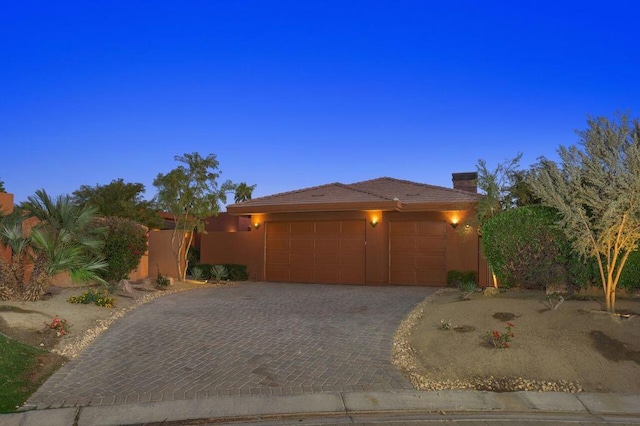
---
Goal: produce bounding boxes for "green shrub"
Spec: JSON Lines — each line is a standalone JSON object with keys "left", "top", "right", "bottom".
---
{"left": 97, "top": 217, "right": 147, "bottom": 291}
{"left": 447, "top": 270, "right": 477, "bottom": 287}
{"left": 155, "top": 268, "right": 170, "bottom": 289}
{"left": 68, "top": 289, "right": 116, "bottom": 307}
{"left": 617, "top": 250, "right": 640, "bottom": 292}
{"left": 224, "top": 264, "right": 249, "bottom": 281}
{"left": 481, "top": 206, "right": 580, "bottom": 290}
{"left": 458, "top": 280, "right": 477, "bottom": 300}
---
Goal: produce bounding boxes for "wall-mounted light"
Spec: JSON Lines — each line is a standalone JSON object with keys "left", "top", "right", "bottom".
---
{"left": 450, "top": 220, "right": 459, "bottom": 229}
{"left": 254, "top": 222, "right": 261, "bottom": 229}
{"left": 370, "top": 219, "right": 378, "bottom": 228}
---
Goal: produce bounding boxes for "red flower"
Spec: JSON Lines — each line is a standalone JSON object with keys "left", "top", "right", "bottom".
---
{"left": 507, "top": 322, "right": 515, "bottom": 327}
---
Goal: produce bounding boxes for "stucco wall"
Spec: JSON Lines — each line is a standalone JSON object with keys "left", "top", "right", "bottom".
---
{"left": 0, "top": 192, "right": 13, "bottom": 263}
{"left": 148, "top": 229, "right": 187, "bottom": 279}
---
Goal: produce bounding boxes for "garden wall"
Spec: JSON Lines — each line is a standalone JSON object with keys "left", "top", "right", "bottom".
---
{"left": 0, "top": 192, "right": 13, "bottom": 263}
{"left": 148, "top": 229, "right": 188, "bottom": 279}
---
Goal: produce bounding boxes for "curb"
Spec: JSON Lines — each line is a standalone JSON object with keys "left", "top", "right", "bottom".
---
{"left": 3, "top": 390, "right": 640, "bottom": 425}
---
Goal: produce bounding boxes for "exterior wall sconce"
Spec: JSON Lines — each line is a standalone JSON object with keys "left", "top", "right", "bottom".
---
{"left": 450, "top": 221, "right": 459, "bottom": 229}
{"left": 370, "top": 219, "right": 378, "bottom": 228}
{"left": 254, "top": 222, "right": 261, "bottom": 229}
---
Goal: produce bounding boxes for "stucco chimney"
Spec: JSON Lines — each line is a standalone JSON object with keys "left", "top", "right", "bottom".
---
{"left": 452, "top": 172, "right": 478, "bottom": 193}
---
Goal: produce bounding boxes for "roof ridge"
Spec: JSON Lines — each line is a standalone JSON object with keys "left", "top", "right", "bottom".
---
{"left": 351, "top": 176, "right": 479, "bottom": 196}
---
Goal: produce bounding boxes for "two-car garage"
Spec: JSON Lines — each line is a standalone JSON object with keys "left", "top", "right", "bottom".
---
{"left": 264, "top": 219, "right": 447, "bottom": 286}
{"left": 223, "top": 176, "right": 482, "bottom": 286}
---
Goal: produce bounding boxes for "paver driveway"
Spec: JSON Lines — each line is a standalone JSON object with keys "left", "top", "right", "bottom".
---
{"left": 28, "top": 282, "right": 434, "bottom": 408}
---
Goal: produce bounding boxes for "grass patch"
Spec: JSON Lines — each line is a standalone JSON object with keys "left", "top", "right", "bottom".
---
{"left": 0, "top": 333, "right": 66, "bottom": 413}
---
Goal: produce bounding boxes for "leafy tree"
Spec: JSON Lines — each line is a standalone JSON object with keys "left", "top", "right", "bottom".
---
{"left": 0, "top": 190, "right": 107, "bottom": 301}
{"left": 475, "top": 153, "right": 523, "bottom": 227}
{"left": 72, "top": 178, "right": 162, "bottom": 228}
{"left": 529, "top": 113, "right": 640, "bottom": 312}
{"left": 154, "top": 153, "right": 235, "bottom": 281}
{"left": 475, "top": 154, "right": 524, "bottom": 287}
{"left": 234, "top": 182, "right": 256, "bottom": 203}
{"left": 0, "top": 178, "right": 5, "bottom": 192}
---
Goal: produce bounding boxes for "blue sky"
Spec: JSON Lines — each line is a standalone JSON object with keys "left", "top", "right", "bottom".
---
{"left": 2, "top": 1, "right": 639, "bottom": 205}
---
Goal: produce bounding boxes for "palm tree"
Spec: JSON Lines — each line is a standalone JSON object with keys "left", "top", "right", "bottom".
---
{"left": 234, "top": 182, "right": 256, "bottom": 203}
{"left": 18, "top": 190, "right": 107, "bottom": 300}
{"left": 0, "top": 212, "right": 30, "bottom": 300}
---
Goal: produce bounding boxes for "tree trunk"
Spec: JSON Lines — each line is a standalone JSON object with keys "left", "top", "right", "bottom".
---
{"left": 605, "top": 283, "right": 616, "bottom": 313}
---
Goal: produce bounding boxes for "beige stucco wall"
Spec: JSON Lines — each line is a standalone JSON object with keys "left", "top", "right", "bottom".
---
{"left": 148, "top": 229, "right": 187, "bottom": 279}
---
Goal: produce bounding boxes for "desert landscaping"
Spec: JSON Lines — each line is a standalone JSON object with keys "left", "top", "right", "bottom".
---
{"left": 393, "top": 288, "right": 640, "bottom": 394}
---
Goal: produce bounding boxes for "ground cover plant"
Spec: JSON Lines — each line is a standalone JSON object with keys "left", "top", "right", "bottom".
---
{"left": 0, "top": 333, "right": 66, "bottom": 413}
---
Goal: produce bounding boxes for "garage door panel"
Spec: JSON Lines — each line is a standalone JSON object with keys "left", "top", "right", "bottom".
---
{"left": 290, "top": 221, "right": 315, "bottom": 233}
{"left": 390, "top": 238, "right": 417, "bottom": 251}
{"left": 340, "top": 269, "right": 365, "bottom": 284}
{"left": 266, "top": 238, "right": 289, "bottom": 250}
{"left": 341, "top": 253, "right": 365, "bottom": 266}
{"left": 315, "top": 253, "right": 340, "bottom": 265}
{"left": 290, "top": 238, "right": 314, "bottom": 250}
{"left": 289, "top": 268, "right": 314, "bottom": 282}
{"left": 267, "top": 222, "right": 290, "bottom": 234}
{"left": 416, "top": 270, "right": 446, "bottom": 284}
{"left": 315, "top": 221, "right": 341, "bottom": 233}
{"left": 391, "top": 256, "right": 416, "bottom": 269}
{"left": 268, "top": 251, "right": 290, "bottom": 264}
{"left": 290, "top": 253, "right": 314, "bottom": 264}
{"left": 313, "top": 268, "right": 340, "bottom": 282}
{"left": 266, "top": 220, "right": 365, "bottom": 284}
{"left": 390, "top": 220, "right": 446, "bottom": 286}
{"left": 315, "top": 238, "right": 340, "bottom": 250}
{"left": 265, "top": 265, "right": 290, "bottom": 282}
{"left": 340, "top": 220, "right": 365, "bottom": 234}
{"left": 389, "top": 221, "right": 417, "bottom": 236}
{"left": 415, "top": 238, "right": 445, "bottom": 253}
{"left": 341, "top": 238, "right": 364, "bottom": 250}
{"left": 413, "top": 252, "right": 444, "bottom": 266}
{"left": 418, "top": 221, "right": 446, "bottom": 236}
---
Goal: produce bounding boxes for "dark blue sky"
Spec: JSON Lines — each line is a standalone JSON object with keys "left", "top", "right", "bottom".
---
{"left": 2, "top": 1, "right": 639, "bottom": 204}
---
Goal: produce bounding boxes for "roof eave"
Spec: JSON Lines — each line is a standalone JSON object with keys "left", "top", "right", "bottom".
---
{"left": 399, "top": 201, "right": 478, "bottom": 212}
{"left": 227, "top": 200, "right": 402, "bottom": 215}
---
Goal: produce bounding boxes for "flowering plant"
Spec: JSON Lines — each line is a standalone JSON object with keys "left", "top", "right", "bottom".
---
{"left": 484, "top": 322, "right": 515, "bottom": 348}
{"left": 44, "top": 316, "right": 70, "bottom": 337}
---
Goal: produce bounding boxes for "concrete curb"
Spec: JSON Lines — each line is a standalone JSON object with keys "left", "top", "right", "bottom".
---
{"left": 3, "top": 390, "right": 640, "bottom": 425}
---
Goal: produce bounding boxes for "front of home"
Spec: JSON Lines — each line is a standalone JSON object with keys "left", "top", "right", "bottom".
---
{"left": 200, "top": 173, "right": 489, "bottom": 287}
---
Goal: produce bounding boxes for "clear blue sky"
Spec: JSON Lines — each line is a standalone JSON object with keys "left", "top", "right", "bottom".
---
{"left": 2, "top": 1, "right": 639, "bottom": 205}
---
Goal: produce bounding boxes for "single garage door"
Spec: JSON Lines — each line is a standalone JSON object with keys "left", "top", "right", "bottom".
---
{"left": 389, "top": 220, "right": 446, "bottom": 285}
{"left": 265, "top": 220, "right": 366, "bottom": 284}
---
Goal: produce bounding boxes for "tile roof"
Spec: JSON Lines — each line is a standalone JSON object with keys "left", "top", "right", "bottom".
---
{"left": 227, "top": 177, "right": 480, "bottom": 214}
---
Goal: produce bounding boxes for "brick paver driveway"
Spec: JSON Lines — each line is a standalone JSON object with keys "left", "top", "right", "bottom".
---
{"left": 28, "top": 282, "right": 434, "bottom": 408}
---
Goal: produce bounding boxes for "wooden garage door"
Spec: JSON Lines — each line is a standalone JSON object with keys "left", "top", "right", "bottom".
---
{"left": 265, "top": 220, "right": 366, "bottom": 284}
{"left": 389, "top": 220, "right": 446, "bottom": 285}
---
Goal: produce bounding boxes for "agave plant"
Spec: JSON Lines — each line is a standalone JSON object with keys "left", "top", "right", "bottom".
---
{"left": 211, "top": 264, "right": 228, "bottom": 282}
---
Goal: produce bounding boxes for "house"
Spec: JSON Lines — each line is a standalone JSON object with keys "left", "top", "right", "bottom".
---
{"left": 201, "top": 173, "right": 489, "bottom": 286}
